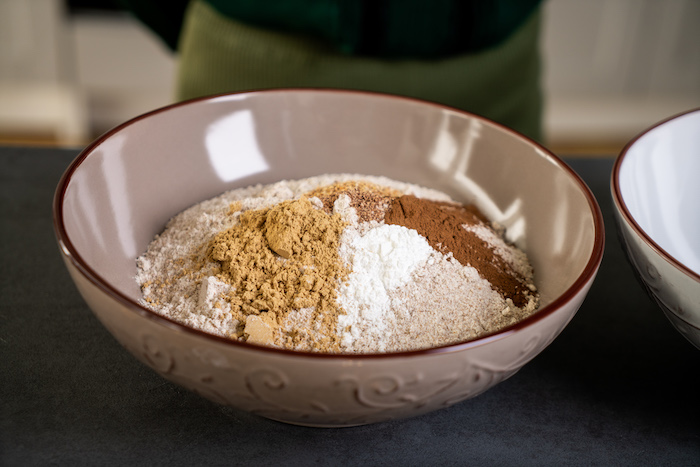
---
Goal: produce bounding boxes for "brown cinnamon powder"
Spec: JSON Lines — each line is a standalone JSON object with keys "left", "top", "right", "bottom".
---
{"left": 385, "top": 195, "right": 530, "bottom": 307}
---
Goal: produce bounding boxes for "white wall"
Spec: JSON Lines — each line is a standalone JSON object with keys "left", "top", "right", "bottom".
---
{"left": 0, "top": 0, "right": 175, "bottom": 143}
{"left": 70, "top": 10, "right": 176, "bottom": 133}
{"left": 0, "top": 0, "right": 87, "bottom": 142}
{"left": 542, "top": 0, "right": 700, "bottom": 146}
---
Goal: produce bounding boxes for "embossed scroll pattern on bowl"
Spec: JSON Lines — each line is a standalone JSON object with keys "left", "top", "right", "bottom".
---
{"left": 115, "top": 324, "right": 560, "bottom": 427}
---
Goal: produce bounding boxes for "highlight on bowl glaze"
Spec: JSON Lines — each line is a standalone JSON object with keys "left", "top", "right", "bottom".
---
{"left": 612, "top": 108, "right": 700, "bottom": 350}
{"left": 54, "top": 89, "right": 605, "bottom": 426}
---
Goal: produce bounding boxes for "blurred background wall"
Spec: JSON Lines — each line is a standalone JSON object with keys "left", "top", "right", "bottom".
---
{"left": 1, "top": 0, "right": 698, "bottom": 154}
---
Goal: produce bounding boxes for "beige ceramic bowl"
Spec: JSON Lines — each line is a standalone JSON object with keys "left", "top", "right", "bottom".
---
{"left": 54, "top": 89, "right": 604, "bottom": 427}
{"left": 612, "top": 108, "right": 700, "bottom": 350}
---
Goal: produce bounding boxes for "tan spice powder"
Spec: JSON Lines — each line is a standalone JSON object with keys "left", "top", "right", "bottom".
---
{"left": 207, "top": 197, "right": 347, "bottom": 352}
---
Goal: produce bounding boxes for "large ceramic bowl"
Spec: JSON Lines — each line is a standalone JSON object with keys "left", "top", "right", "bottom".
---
{"left": 612, "top": 108, "right": 700, "bottom": 350}
{"left": 54, "top": 89, "right": 604, "bottom": 427}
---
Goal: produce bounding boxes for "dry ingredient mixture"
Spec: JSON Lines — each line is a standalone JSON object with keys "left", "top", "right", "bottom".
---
{"left": 136, "top": 175, "right": 539, "bottom": 353}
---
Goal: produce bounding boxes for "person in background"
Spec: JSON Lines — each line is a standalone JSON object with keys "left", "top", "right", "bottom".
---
{"left": 120, "top": 0, "right": 544, "bottom": 141}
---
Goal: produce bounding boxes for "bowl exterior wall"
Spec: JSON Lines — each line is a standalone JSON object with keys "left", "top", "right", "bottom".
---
{"left": 60, "top": 252, "right": 591, "bottom": 426}
{"left": 613, "top": 208, "right": 700, "bottom": 349}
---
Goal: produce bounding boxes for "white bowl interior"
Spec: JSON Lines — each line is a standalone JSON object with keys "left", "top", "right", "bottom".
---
{"left": 59, "top": 91, "right": 599, "bottom": 324}
{"left": 618, "top": 110, "right": 700, "bottom": 274}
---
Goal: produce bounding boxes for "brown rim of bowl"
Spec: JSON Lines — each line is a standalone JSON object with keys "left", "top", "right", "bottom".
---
{"left": 611, "top": 107, "right": 700, "bottom": 285}
{"left": 53, "top": 88, "right": 606, "bottom": 359}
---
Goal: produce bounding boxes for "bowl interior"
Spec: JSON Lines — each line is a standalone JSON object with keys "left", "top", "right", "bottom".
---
{"left": 57, "top": 90, "right": 600, "bottom": 332}
{"left": 617, "top": 110, "right": 700, "bottom": 275}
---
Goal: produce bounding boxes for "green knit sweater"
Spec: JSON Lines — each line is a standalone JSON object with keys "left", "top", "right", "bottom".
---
{"left": 120, "top": 0, "right": 544, "bottom": 141}
{"left": 120, "top": 0, "right": 541, "bottom": 59}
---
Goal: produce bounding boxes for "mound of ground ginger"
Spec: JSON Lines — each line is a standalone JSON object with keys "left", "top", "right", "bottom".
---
{"left": 136, "top": 176, "right": 538, "bottom": 353}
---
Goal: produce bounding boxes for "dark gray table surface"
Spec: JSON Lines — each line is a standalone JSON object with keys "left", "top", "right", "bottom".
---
{"left": 1, "top": 146, "right": 698, "bottom": 466}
